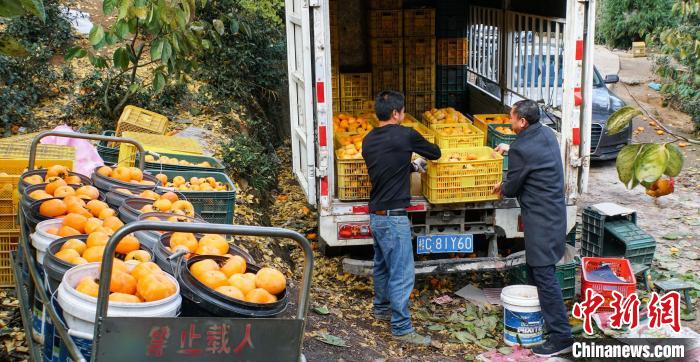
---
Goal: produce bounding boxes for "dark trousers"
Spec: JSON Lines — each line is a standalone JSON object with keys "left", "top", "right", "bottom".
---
{"left": 527, "top": 264, "right": 573, "bottom": 343}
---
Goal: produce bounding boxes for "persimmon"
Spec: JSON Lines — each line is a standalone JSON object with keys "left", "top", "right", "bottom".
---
{"left": 76, "top": 185, "right": 99, "bottom": 200}
{"left": 62, "top": 213, "right": 87, "bottom": 233}
{"left": 64, "top": 175, "right": 82, "bottom": 185}
{"left": 228, "top": 273, "right": 255, "bottom": 295}
{"left": 75, "top": 277, "right": 99, "bottom": 298}
{"left": 199, "top": 234, "right": 229, "bottom": 255}
{"left": 245, "top": 288, "right": 277, "bottom": 304}
{"left": 153, "top": 199, "right": 172, "bottom": 212}
{"left": 255, "top": 268, "right": 286, "bottom": 295}
{"left": 195, "top": 245, "right": 223, "bottom": 256}
{"left": 128, "top": 167, "right": 143, "bottom": 181}
{"left": 155, "top": 174, "right": 168, "bottom": 186}
{"left": 40, "top": 199, "right": 67, "bottom": 217}
{"left": 170, "top": 232, "right": 198, "bottom": 253}
{"left": 221, "top": 255, "right": 246, "bottom": 277}
{"left": 137, "top": 273, "right": 177, "bottom": 302}
{"left": 96, "top": 166, "right": 112, "bottom": 177}
{"left": 71, "top": 256, "right": 89, "bottom": 265}
{"left": 63, "top": 195, "right": 86, "bottom": 208}
{"left": 140, "top": 205, "right": 155, "bottom": 213}
{"left": 83, "top": 246, "right": 106, "bottom": 262}
{"left": 109, "top": 293, "right": 142, "bottom": 303}
{"left": 131, "top": 262, "right": 162, "bottom": 281}
{"left": 195, "top": 270, "right": 228, "bottom": 290}
{"left": 112, "top": 167, "right": 131, "bottom": 182}
{"left": 172, "top": 176, "right": 186, "bottom": 187}
{"left": 215, "top": 285, "right": 245, "bottom": 300}
{"left": 112, "top": 258, "right": 128, "bottom": 273}
{"left": 94, "top": 226, "right": 115, "bottom": 236}
{"left": 160, "top": 191, "right": 178, "bottom": 203}
{"left": 53, "top": 186, "right": 75, "bottom": 198}
{"left": 29, "top": 190, "right": 52, "bottom": 200}
{"left": 84, "top": 218, "right": 103, "bottom": 234}
{"left": 86, "top": 231, "right": 109, "bottom": 248}
{"left": 45, "top": 177, "right": 67, "bottom": 195}
{"left": 116, "top": 234, "right": 140, "bottom": 254}
{"left": 46, "top": 165, "right": 69, "bottom": 178}
{"left": 58, "top": 225, "right": 81, "bottom": 237}
{"left": 66, "top": 202, "right": 92, "bottom": 219}
{"left": 23, "top": 174, "right": 44, "bottom": 185}
{"left": 109, "top": 270, "right": 137, "bottom": 295}
{"left": 46, "top": 227, "right": 59, "bottom": 235}
{"left": 102, "top": 216, "right": 124, "bottom": 231}
{"left": 171, "top": 200, "right": 194, "bottom": 217}
{"left": 114, "top": 188, "right": 133, "bottom": 195}
{"left": 86, "top": 200, "right": 109, "bottom": 217}
{"left": 60, "top": 238, "right": 87, "bottom": 255}
{"left": 98, "top": 208, "right": 116, "bottom": 220}
{"left": 125, "top": 249, "right": 151, "bottom": 263}
{"left": 54, "top": 249, "right": 81, "bottom": 263}
{"left": 139, "top": 190, "right": 160, "bottom": 200}
{"left": 190, "top": 259, "right": 220, "bottom": 279}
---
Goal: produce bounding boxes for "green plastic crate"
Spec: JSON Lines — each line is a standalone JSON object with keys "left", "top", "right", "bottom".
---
{"left": 487, "top": 124, "right": 516, "bottom": 171}
{"left": 145, "top": 169, "right": 236, "bottom": 224}
{"left": 96, "top": 130, "right": 119, "bottom": 165}
{"left": 143, "top": 152, "right": 225, "bottom": 172}
{"left": 602, "top": 220, "right": 656, "bottom": 266}
{"left": 581, "top": 206, "right": 637, "bottom": 258}
{"left": 510, "top": 259, "right": 578, "bottom": 300}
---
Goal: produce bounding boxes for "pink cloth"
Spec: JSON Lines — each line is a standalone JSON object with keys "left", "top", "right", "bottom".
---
{"left": 40, "top": 125, "right": 104, "bottom": 176}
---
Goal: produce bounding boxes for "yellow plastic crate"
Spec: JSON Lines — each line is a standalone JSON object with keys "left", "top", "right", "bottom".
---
{"left": 334, "top": 132, "right": 366, "bottom": 150}
{"left": 118, "top": 132, "right": 204, "bottom": 167}
{"left": 422, "top": 107, "right": 470, "bottom": 126}
{"left": 422, "top": 147, "right": 503, "bottom": 204}
{"left": 0, "top": 230, "right": 20, "bottom": 287}
{"left": 116, "top": 105, "right": 169, "bottom": 137}
{"left": 473, "top": 114, "right": 510, "bottom": 143}
{"left": 431, "top": 123, "right": 484, "bottom": 148}
{"left": 335, "top": 152, "right": 371, "bottom": 201}
{"left": 341, "top": 98, "right": 373, "bottom": 115}
{"left": 0, "top": 132, "right": 41, "bottom": 143}
{"left": 340, "top": 73, "right": 372, "bottom": 99}
{"left": 402, "top": 121, "right": 435, "bottom": 144}
{"left": 0, "top": 142, "right": 76, "bottom": 160}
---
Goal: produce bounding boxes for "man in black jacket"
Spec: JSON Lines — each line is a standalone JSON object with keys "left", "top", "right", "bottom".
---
{"left": 362, "top": 90, "right": 441, "bottom": 345}
{"left": 492, "top": 100, "right": 573, "bottom": 356}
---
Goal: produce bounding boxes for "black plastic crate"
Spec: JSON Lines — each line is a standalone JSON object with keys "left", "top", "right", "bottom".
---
{"left": 510, "top": 258, "right": 578, "bottom": 300}
{"left": 566, "top": 222, "right": 580, "bottom": 247}
{"left": 437, "top": 65, "right": 467, "bottom": 92}
{"left": 602, "top": 220, "right": 656, "bottom": 265}
{"left": 436, "top": 1, "right": 468, "bottom": 37}
{"left": 581, "top": 206, "right": 637, "bottom": 258}
{"left": 436, "top": 90, "right": 466, "bottom": 111}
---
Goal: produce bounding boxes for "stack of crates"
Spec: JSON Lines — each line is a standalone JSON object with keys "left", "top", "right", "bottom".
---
{"left": 340, "top": 73, "right": 372, "bottom": 114}
{"left": 436, "top": 0, "right": 468, "bottom": 111}
{"left": 404, "top": 7, "right": 436, "bottom": 115}
{"left": 370, "top": 0, "right": 403, "bottom": 96}
{"left": 117, "top": 131, "right": 204, "bottom": 167}
{"left": 329, "top": 0, "right": 340, "bottom": 113}
{"left": 581, "top": 205, "right": 656, "bottom": 267}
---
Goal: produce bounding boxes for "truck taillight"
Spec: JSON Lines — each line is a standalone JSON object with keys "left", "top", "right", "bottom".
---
{"left": 518, "top": 215, "right": 524, "bottom": 232}
{"left": 338, "top": 223, "right": 372, "bottom": 239}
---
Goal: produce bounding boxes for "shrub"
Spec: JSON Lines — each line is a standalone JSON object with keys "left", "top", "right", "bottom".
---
{"left": 596, "top": 0, "right": 677, "bottom": 49}
{"left": 220, "top": 134, "right": 279, "bottom": 194}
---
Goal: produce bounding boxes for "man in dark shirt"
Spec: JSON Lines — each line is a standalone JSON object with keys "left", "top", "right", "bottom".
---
{"left": 362, "top": 91, "right": 441, "bottom": 345}
{"left": 492, "top": 100, "right": 573, "bottom": 356}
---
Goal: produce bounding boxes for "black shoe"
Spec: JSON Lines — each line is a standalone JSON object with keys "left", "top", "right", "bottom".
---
{"left": 373, "top": 312, "right": 391, "bottom": 321}
{"left": 532, "top": 339, "right": 573, "bottom": 357}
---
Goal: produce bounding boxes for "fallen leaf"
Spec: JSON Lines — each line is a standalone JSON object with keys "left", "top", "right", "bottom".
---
{"left": 428, "top": 324, "right": 445, "bottom": 331}
{"left": 316, "top": 332, "right": 348, "bottom": 347}
{"left": 497, "top": 346, "right": 513, "bottom": 355}
{"left": 663, "top": 233, "right": 680, "bottom": 240}
{"left": 313, "top": 306, "right": 330, "bottom": 315}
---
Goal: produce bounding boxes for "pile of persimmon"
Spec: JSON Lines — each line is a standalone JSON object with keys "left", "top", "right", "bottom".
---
{"left": 43, "top": 199, "right": 118, "bottom": 236}
{"left": 112, "top": 188, "right": 163, "bottom": 201}
{"left": 164, "top": 232, "right": 230, "bottom": 257}
{"left": 190, "top": 256, "right": 286, "bottom": 304}
{"left": 29, "top": 180, "right": 99, "bottom": 203}
{"left": 37, "top": 189, "right": 110, "bottom": 220}
{"left": 54, "top": 228, "right": 150, "bottom": 266}
{"left": 74, "top": 261, "right": 177, "bottom": 303}
{"left": 23, "top": 165, "right": 83, "bottom": 186}
{"left": 154, "top": 173, "right": 229, "bottom": 192}
{"left": 95, "top": 166, "right": 156, "bottom": 186}
{"left": 137, "top": 191, "right": 195, "bottom": 217}
{"left": 145, "top": 154, "right": 213, "bottom": 168}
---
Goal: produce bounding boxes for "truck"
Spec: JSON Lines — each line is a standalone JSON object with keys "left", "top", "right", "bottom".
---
{"left": 284, "top": 0, "right": 599, "bottom": 275}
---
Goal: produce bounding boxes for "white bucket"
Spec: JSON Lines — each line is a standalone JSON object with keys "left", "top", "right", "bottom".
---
{"left": 500, "top": 285, "right": 545, "bottom": 347}
{"left": 31, "top": 219, "right": 64, "bottom": 264}
{"left": 57, "top": 263, "right": 181, "bottom": 336}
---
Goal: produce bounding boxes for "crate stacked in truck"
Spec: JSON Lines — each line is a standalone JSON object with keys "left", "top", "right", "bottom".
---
{"left": 436, "top": 0, "right": 468, "bottom": 111}
{"left": 332, "top": 112, "right": 378, "bottom": 200}
{"left": 339, "top": 73, "right": 373, "bottom": 114}
{"left": 487, "top": 124, "right": 517, "bottom": 170}
{"left": 330, "top": 0, "right": 340, "bottom": 112}
{"left": 404, "top": 8, "right": 436, "bottom": 115}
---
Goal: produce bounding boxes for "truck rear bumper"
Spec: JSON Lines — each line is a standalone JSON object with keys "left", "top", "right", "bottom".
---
{"left": 343, "top": 252, "right": 528, "bottom": 276}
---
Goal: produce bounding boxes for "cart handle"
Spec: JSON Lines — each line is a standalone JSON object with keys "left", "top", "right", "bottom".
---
{"left": 92, "top": 221, "right": 314, "bottom": 358}
{"left": 28, "top": 131, "right": 146, "bottom": 170}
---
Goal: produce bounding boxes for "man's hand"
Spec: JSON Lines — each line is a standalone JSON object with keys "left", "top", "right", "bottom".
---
{"left": 494, "top": 143, "right": 510, "bottom": 154}
{"left": 412, "top": 157, "right": 427, "bottom": 173}
{"left": 491, "top": 182, "right": 502, "bottom": 196}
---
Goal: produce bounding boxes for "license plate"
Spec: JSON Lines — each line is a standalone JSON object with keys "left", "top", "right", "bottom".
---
{"left": 416, "top": 234, "right": 473, "bottom": 254}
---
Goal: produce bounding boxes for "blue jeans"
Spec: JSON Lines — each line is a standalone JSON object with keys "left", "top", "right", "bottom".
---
{"left": 369, "top": 214, "right": 415, "bottom": 336}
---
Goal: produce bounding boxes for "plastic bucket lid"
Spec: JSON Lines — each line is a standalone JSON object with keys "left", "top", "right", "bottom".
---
{"left": 500, "top": 285, "right": 540, "bottom": 308}
{"left": 57, "top": 262, "right": 181, "bottom": 335}
{"left": 177, "top": 255, "right": 288, "bottom": 318}
{"left": 30, "top": 219, "right": 64, "bottom": 265}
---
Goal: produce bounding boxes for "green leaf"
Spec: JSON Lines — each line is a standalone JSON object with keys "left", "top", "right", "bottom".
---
{"left": 153, "top": 71, "right": 165, "bottom": 92}
{"left": 664, "top": 143, "right": 684, "bottom": 177}
{"left": 616, "top": 144, "right": 642, "bottom": 188}
{"left": 634, "top": 144, "right": 668, "bottom": 183}
{"left": 201, "top": 39, "right": 211, "bottom": 50}
{"left": 128, "top": 83, "right": 140, "bottom": 94}
{"left": 89, "top": 25, "right": 105, "bottom": 46}
{"left": 428, "top": 324, "right": 445, "bottom": 331}
{"left": 201, "top": 0, "right": 206, "bottom": 7}
{"left": 229, "top": 18, "right": 239, "bottom": 34}
{"left": 316, "top": 332, "right": 347, "bottom": 347}
{"left": 88, "top": 54, "right": 108, "bottom": 68}
{"left": 0, "top": 34, "right": 29, "bottom": 57}
{"left": 0, "top": 0, "right": 26, "bottom": 17}
{"left": 497, "top": 347, "right": 513, "bottom": 355}
{"left": 150, "top": 38, "right": 163, "bottom": 60}
{"left": 129, "top": 5, "right": 147, "bottom": 19}
{"left": 313, "top": 306, "right": 330, "bottom": 315}
{"left": 103, "top": 0, "right": 115, "bottom": 14}
{"left": 64, "top": 46, "right": 87, "bottom": 61}
{"left": 606, "top": 106, "right": 643, "bottom": 135}
{"left": 19, "top": 0, "right": 45, "bottom": 22}
{"left": 213, "top": 19, "right": 225, "bottom": 35}
{"left": 113, "top": 48, "right": 129, "bottom": 70}
{"left": 104, "top": 32, "right": 117, "bottom": 46}
{"left": 175, "top": 9, "right": 187, "bottom": 29}
{"left": 161, "top": 40, "right": 172, "bottom": 64}
{"left": 115, "top": 20, "right": 130, "bottom": 39}
{"left": 478, "top": 337, "right": 498, "bottom": 348}
{"left": 453, "top": 331, "right": 476, "bottom": 343}
{"left": 663, "top": 233, "right": 680, "bottom": 240}
{"left": 118, "top": 0, "right": 130, "bottom": 19}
